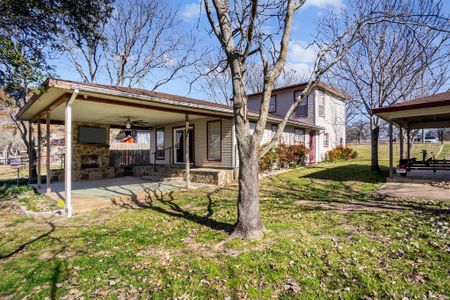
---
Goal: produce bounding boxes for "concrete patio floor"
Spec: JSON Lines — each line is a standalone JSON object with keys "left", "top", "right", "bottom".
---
{"left": 388, "top": 169, "right": 450, "bottom": 183}
{"left": 34, "top": 176, "right": 212, "bottom": 213}
{"left": 376, "top": 182, "right": 450, "bottom": 201}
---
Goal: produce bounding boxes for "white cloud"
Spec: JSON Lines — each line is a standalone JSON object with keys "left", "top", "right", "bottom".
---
{"left": 285, "top": 63, "right": 313, "bottom": 78}
{"left": 180, "top": 3, "right": 202, "bottom": 21}
{"left": 304, "top": 0, "right": 345, "bottom": 10}
{"left": 287, "top": 40, "right": 318, "bottom": 65}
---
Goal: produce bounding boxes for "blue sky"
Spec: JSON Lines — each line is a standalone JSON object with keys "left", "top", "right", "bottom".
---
{"left": 50, "top": 0, "right": 450, "bottom": 100}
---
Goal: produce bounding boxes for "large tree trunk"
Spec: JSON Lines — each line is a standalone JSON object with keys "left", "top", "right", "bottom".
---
{"left": 232, "top": 140, "right": 264, "bottom": 240}
{"left": 370, "top": 126, "right": 381, "bottom": 173}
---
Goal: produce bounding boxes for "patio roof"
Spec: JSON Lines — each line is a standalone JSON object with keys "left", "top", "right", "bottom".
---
{"left": 372, "top": 91, "right": 450, "bottom": 129}
{"left": 17, "top": 78, "right": 323, "bottom": 130}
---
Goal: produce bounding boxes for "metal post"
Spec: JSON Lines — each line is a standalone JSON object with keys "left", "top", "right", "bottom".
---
{"left": 389, "top": 123, "right": 393, "bottom": 177}
{"left": 46, "top": 112, "right": 51, "bottom": 194}
{"left": 37, "top": 119, "right": 42, "bottom": 189}
{"left": 65, "top": 90, "right": 79, "bottom": 217}
{"left": 407, "top": 129, "right": 411, "bottom": 160}
{"left": 185, "top": 113, "right": 190, "bottom": 189}
{"left": 399, "top": 127, "right": 404, "bottom": 160}
{"left": 28, "top": 121, "right": 33, "bottom": 184}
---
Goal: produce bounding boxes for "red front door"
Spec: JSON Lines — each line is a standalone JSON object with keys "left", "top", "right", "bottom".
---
{"left": 309, "top": 131, "right": 316, "bottom": 163}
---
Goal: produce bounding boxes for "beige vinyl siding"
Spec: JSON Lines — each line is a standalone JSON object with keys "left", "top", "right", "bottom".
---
{"left": 150, "top": 117, "right": 233, "bottom": 168}
{"left": 247, "top": 89, "right": 315, "bottom": 124}
{"left": 314, "top": 89, "right": 346, "bottom": 161}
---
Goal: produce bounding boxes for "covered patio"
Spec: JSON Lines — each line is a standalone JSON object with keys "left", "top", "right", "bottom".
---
{"left": 373, "top": 91, "right": 450, "bottom": 182}
{"left": 33, "top": 176, "right": 211, "bottom": 213}
{"left": 18, "top": 79, "right": 236, "bottom": 216}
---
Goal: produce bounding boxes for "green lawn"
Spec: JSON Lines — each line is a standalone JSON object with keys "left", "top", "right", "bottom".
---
{"left": 0, "top": 162, "right": 449, "bottom": 299}
{"left": 349, "top": 142, "right": 450, "bottom": 165}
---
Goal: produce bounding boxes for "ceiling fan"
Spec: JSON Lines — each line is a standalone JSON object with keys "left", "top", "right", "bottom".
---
{"left": 110, "top": 117, "right": 152, "bottom": 129}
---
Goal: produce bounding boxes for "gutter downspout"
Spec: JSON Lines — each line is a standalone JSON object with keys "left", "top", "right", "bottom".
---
{"left": 65, "top": 89, "right": 79, "bottom": 217}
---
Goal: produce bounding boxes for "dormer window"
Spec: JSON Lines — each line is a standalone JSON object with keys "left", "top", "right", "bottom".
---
{"left": 269, "top": 95, "right": 277, "bottom": 113}
{"left": 294, "top": 91, "right": 308, "bottom": 117}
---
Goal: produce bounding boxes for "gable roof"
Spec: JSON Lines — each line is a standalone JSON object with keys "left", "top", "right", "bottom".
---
{"left": 17, "top": 78, "right": 324, "bottom": 130}
{"left": 246, "top": 81, "right": 348, "bottom": 100}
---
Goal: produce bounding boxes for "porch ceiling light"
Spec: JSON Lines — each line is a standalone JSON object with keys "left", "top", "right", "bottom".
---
{"left": 125, "top": 118, "right": 131, "bottom": 129}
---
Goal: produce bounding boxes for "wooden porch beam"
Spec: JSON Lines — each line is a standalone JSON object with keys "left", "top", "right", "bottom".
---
{"left": 399, "top": 127, "right": 404, "bottom": 160}
{"left": 46, "top": 112, "right": 51, "bottom": 194}
{"left": 37, "top": 119, "right": 42, "bottom": 189}
{"left": 185, "top": 113, "right": 190, "bottom": 189}
{"left": 31, "top": 94, "right": 68, "bottom": 122}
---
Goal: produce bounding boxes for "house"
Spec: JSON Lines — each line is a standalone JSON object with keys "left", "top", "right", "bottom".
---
{"left": 247, "top": 81, "right": 347, "bottom": 162}
{"left": 17, "top": 78, "right": 346, "bottom": 215}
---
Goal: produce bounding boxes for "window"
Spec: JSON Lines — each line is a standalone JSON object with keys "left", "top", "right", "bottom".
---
{"left": 294, "top": 128, "right": 305, "bottom": 144}
{"left": 156, "top": 128, "right": 165, "bottom": 159}
{"left": 249, "top": 122, "right": 257, "bottom": 133}
{"left": 324, "top": 133, "right": 329, "bottom": 147}
{"left": 269, "top": 95, "right": 277, "bottom": 113}
{"left": 318, "top": 92, "right": 325, "bottom": 117}
{"left": 207, "top": 120, "right": 222, "bottom": 161}
{"left": 294, "top": 91, "right": 308, "bottom": 117}
{"left": 271, "top": 124, "right": 278, "bottom": 138}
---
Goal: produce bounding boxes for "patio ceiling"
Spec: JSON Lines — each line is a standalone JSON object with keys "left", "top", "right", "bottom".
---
{"left": 373, "top": 91, "right": 450, "bottom": 129}
{"left": 17, "top": 79, "right": 233, "bottom": 127}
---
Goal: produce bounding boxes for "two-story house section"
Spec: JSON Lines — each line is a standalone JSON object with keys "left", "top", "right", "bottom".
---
{"left": 247, "top": 81, "right": 347, "bottom": 162}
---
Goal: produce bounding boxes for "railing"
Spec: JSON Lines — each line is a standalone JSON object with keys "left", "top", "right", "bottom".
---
{"left": 151, "top": 147, "right": 173, "bottom": 172}
{"left": 109, "top": 149, "right": 151, "bottom": 167}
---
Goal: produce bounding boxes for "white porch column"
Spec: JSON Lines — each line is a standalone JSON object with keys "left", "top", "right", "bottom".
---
{"left": 64, "top": 90, "right": 79, "bottom": 217}
{"left": 46, "top": 113, "right": 51, "bottom": 194}
{"left": 28, "top": 121, "right": 33, "bottom": 184}
{"left": 37, "top": 119, "right": 42, "bottom": 189}
{"left": 389, "top": 123, "right": 394, "bottom": 177}
{"left": 185, "top": 113, "right": 190, "bottom": 189}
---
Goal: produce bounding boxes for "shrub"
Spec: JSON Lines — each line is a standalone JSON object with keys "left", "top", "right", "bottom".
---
{"left": 289, "top": 144, "right": 309, "bottom": 165}
{"left": 326, "top": 145, "right": 358, "bottom": 162}
{"left": 259, "top": 143, "right": 309, "bottom": 171}
{"left": 259, "top": 146, "right": 278, "bottom": 171}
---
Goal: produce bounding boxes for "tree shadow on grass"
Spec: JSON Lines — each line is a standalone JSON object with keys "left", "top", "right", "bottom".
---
{"left": 263, "top": 166, "right": 450, "bottom": 215}
{"left": 302, "top": 164, "right": 388, "bottom": 184}
{"left": 105, "top": 183, "right": 234, "bottom": 234}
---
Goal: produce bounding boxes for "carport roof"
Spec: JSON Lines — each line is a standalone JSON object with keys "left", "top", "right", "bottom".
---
{"left": 372, "top": 91, "right": 450, "bottom": 129}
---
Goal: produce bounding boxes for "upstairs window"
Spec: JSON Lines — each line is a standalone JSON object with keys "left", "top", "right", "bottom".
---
{"left": 294, "top": 91, "right": 308, "bottom": 117}
{"left": 269, "top": 95, "right": 277, "bottom": 113}
{"left": 319, "top": 92, "right": 325, "bottom": 117}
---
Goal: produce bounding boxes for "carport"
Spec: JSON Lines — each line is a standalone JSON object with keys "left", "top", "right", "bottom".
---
{"left": 373, "top": 91, "right": 450, "bottom": 179}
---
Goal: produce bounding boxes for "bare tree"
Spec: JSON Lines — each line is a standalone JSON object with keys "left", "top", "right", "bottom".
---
{"left": 104, "top": 0, "right": 202, "bottom": 89}
{"left": 326, "top": 0, "right": 450, "bottom": 172}
{"left": 63, "top": 0, "right": 203, "bottom": 89}
{"left": 197, "top": 59, "right": 307, "bottom": 104}
{"left": 204, "top": 0, "right": 450, "bottom": 239}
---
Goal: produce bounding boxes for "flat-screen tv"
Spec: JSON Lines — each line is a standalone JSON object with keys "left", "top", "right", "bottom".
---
{"left": 78, "top": 126, "right": 107, "bottom": 144}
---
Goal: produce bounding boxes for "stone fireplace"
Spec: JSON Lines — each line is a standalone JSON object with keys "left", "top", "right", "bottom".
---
{"left": 51, "top": 122, "right": 126, "bottom": 181}
{"left": 81, "top": 155, "right": 101, "bottom": 169}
